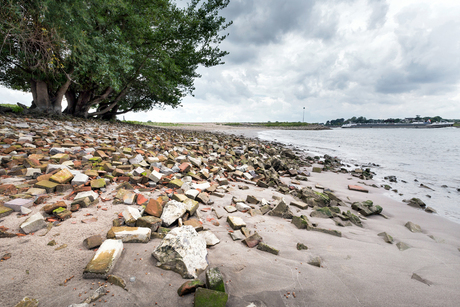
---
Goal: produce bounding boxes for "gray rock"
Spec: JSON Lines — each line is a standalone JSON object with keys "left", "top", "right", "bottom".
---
{"left": 152, "top": 226, "right": 208, "bottom": 279}
{"left": 378, "top": 232, "right": 394, "bottom": 244}
{"left": 20, "top": 213, "right": 47, "bottom": 234}
{"left": 268, "top": 198, "right": 293, "bottom": 219}
{"left": 396, "top": 242, "right": 411, "bottom": 251}
{"left": 71, "top": 172, "right": 89, "bottom": 186}
{"left": 405, "top": 221, "right": 422, "bottom": 233}
{"left": 4, "top": 198, "right": 34, "bottom": 212}
{"left": 206, "top": 267, "right": 225, "bottom": 292}
{"left": 83, "top": 286, "right": 107, "bottom": 304}
{"left": 160, "top": 200, "right": 187, "bottom": 227}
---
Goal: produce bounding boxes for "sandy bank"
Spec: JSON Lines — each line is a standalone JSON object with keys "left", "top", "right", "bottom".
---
{"left": 0, "top": 116, "right": 459, "bottom": 307}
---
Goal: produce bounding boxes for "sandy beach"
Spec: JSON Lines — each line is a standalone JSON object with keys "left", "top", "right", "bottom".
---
{"left": 1, "top": 119, "right": 460, "bottom": 307}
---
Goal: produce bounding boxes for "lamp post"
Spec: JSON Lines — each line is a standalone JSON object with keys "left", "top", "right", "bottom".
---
{"left": 302, "top": 107, "right": 305, "bottom": 122}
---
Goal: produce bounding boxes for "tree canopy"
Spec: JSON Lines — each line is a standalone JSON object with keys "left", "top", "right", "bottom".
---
{"left": 0, "top": 0, "right": 231, "bottom": 118}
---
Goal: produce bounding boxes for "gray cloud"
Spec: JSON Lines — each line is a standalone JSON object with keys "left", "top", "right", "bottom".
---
{"left": 367, "top": 0, "right": 389, "bottom": 29}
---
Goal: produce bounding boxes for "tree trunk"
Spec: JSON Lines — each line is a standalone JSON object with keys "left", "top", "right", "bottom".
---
{"left": 52, "top": 78, "right": 72, "bottom": 115}
{"left": 30, "top": 79, "right": 52, "bottom": 112}
{"left": 63, "top": 90, "right": 76, "bottom": 114}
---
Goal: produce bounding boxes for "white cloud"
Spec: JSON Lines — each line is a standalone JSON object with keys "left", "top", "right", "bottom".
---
{"left": 2, "top": 0, "right": 460, "bottom": 123}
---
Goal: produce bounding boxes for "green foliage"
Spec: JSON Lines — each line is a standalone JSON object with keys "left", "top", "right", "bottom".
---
{"left": 0, "top": 0, "right": 231, "bottom": 117}
{"left": 0, "top": 104, "right": 24, "bottom": 113}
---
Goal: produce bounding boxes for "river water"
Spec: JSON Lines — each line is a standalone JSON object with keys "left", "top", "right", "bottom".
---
{"left": 257, "top": 127, "right": 460, "bottom": 224}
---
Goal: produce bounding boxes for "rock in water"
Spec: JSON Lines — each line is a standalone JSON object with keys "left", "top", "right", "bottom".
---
{"left": 152, "top": 225, "right": 208, "bottom": 279}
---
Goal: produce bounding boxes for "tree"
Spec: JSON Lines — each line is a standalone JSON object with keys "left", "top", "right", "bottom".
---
{"left": 0, "top": 0, "right": 231, "bottom": 118}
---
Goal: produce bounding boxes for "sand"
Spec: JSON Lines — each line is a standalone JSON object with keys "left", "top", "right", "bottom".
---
{"left": 1, "top": 123, "right": 460, "bottom": 307}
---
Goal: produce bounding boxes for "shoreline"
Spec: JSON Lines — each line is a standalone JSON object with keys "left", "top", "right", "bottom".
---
{"left": 1, "top": 116, "right": 460, "bottom": 307}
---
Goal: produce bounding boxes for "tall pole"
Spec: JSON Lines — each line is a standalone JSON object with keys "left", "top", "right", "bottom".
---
{"left": 303, "top": 107, "right": 305, "bottom": 122}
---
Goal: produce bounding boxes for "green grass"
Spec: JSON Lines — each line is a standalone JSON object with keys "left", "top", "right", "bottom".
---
{"left": 223, "top": 123, "right": 242, "bottom": 126}
{"left": 454, "top": 122, "right": 460, "bottom": 127}
{"left": 0, "top": 103, "right": 23, "bottom": 113}
{"left": 122, "top": 120, "right": 185, "bottom": 127}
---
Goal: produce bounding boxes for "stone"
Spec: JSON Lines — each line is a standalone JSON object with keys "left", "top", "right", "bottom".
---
{"left": 292, "top": 215, "right": 313, "bottom": 230}
{"left": 107, "top": 226, "right": 151, "bottom": 243}
{"left": 149, "top": 170, "right": 163, "bottom": 182}
{"left": 177, "top": 279, "right": 205, "bottom": 296}
{"left": 54, "top": 208, "right": 72, "bottom": 220}
{"left": 145, "top": 198, "right": 163, "bottom": 217}
{"left": 184, "top": 218, "right": 203, "bottom": 231}
{"left": 425, "top": 206, "right": 437, "bottom": 213}
{"left": 20, "top": 213, "right": 47, "bottom": 234}
{"left": 90, "top": 178, "right": 106, "bottom": 189}
{"left": 71, "top": 172, "right": 90, "bottom": 186}
{"left": 216, "top": 177, "right": 229, "bottom": 185}
{"left": 310, "top": 207, "right": 334, "bottom": 218}
{"left": 290, "top": 200, "right": 308, "bottom": 209}
{"left": 4, "top": 198, "right": 34, "bottom": 212}
{"left": 74, "top": 190, "right": 99, "bottom": 202}
{"left": 227, "top": 216, "right": 246, "bottom": 230}
{"left": 14, "top": 297, "right": 39, "bottom": 307}
{"left": 136, "top": 216, "right": 162, "bottom": 232}
{"left": 268, "top": 198, "right": 293, "bottom": 219}
{"left": 129, "top": 154, "right": 144, "bottom": 165}
{"left": 296, "top": 243, "right": 308, "bottom": 250}
{"left": 71, "top": 197, "right": 91, "bottom": 208}
{"left": 348, "top": 185, "right": 369, "bottom": 193}
{"left": 183, "top": 198, "right": 199, "bottom": 215}
{"left": 229, "top": 231, "right": 245, "bottom": 241}
{"left": 206, "top": 267, "right": 225, "bottom": 292}
{"left": 378, "top": 232, "right": 394, "bottom": 244}
{"left": 172, "top": 193, "right": 188, "bottom": 202}
{"left": 224, "top": 205, "right": 237, "bottom": 213}
{"left": 396, "top": 242, "right": 411, "bottom": 251}
{"left": 168, "top": 179, "right": 184, "bottom": 189}
{"left": 194, "top": 288, "right": 228, "bottom": 307}
{"left": 83, "top": 235, "right": 103, "bottom": 249}
{"left": 122, "top": 206, "right": 142, "bottom": 226}
{"left": 0, "top": 205, "right": 14, "bottom": 218}
{"left": 43, "top": 201, "right": 67, "bottom": 214}
{"left": 246, "top": 195, "right": 260, "bottom": 204}
{"left": 49, "top": 168, "right": 74, "bottom": 184}
{"left": 308, "top": 256, "right": 322, "bottom": 267}
{"left": 196, "top": 192, "right": 210, "bottom": 204}
{"left": 34, "top": 180, "right": 59, "bottom": 193}
{"left": 406, "top": 198, "right": 426, "bottom": 209}
{"left": 242, "top": 232, "right": 263, "bottom": 248}
{"left": 312, "top": 166, "right": 322, "bottom": 173}
{"left": 161, "top": 200, "right": 187, "bottom": 227}
{"left": 83, "top": 239, "right": 123, "bottom": 279}
{"left": 257, "top": 242, "right": 279, "bottom": 255}
{"left": 82, "top": 286, "right": 107, "bottom": 304}
{"left": 405, "top": 221, "right": 422, "bottom": 233}
{"left": 152, "top": 225, "right": 208, "bottom": 279}
{"left": 199, "top": 230, "right": 220, "bottom": 247}
{"left": 351, "top": 201, "right": 383, "bottom": 216}
{"left": 122, "top": 191, "right": 136, "bottom": 205}
{"left": 107, "top": 274, "right": 126, "bottom": 289}
{"left": 185, "top": 189, "right": 200, "bottom": 200}
{"left": 235, "top": 202, "right": 251, "bottom": 212}
{"left": 310, "top": 227, "right": 342, "bottom": 237}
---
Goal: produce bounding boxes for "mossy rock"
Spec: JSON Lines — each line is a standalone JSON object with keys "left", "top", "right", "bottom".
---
{"left": 194, "top": 288, "right": 228, "bottom": 307}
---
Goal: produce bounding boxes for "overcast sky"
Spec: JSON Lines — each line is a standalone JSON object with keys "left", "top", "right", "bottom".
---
{"left": 2, "top": 0, "right": 460, "bottom": 123}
